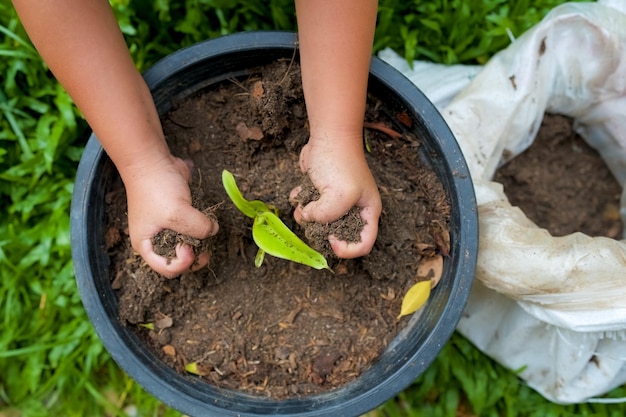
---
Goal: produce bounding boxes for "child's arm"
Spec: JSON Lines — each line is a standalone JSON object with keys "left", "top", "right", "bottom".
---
{"left": 293, "top": 0, "right": 381, "bottom": 258}
{"left": 12, "top": 0, "right": 218, "bottom": 277}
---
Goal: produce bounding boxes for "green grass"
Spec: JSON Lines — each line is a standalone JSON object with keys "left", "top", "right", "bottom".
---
{"left": 373, "top": 0, "right": 583, "bottom": 65}
{"left": 2, "top": 0, "right": 623, "bottom": 416}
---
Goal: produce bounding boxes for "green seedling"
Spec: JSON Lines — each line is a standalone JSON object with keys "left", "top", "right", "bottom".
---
{"left": 222, "top": 169, "right": 330, "bottom": 271}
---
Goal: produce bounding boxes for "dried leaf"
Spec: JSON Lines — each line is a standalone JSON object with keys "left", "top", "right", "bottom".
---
{"left": 398, "top": 281, "right": 431, "bottom": 319}
{"left": 155, "top": 315, "right": 173, "bottom": 330}
{"left": 363, "top": 121, "right": 403, "bottom": 139}
{"left": 396, "top": 111, "right": 413, "bottom": 128}
{"left": 438, "top": 229, "right": 451, "bottom": 256}
{"left": 603, "top": 203, "right": 620, "bottom": 221}
{"left": 247, "top": 126, "right": 264, "bottom": 140}
{"left": 236, "top": 122, "right": 264, "bottom": 141}
{"left": 162, "top": 345, "right": 176, "bottom": 356}
{"left": 380, "top": 287, "right": 395, "bottom": 301}
{"left": 417, "top": 255, "right": 444, "bottom": 289}
{"left": 430, "top": 222, "right": 450, "bottom": 257}
{"left": 251, "top": 80, "right": 264, "bottom": 99}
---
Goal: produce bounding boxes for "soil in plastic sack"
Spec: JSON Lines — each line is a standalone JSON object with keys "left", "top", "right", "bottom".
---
{"left": 104, "top": 59, "right": 451, "bottom": 398}
{"left": 494, "top": 113, "right": 623, "bottom": 238}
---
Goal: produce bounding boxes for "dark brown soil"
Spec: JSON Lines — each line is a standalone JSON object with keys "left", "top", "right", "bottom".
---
{"left": 494, "top": 113, "right": 623, "bottom": 238}
{"left": 104, "top": 59, "right": 451, "bottom": 398}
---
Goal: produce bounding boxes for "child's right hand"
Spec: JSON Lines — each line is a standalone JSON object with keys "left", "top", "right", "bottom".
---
{"left": 291, "top": 135, "right": 381, "bottom": 258}
{"left": 122, "top": 155, "right": 219, "bottom": 278}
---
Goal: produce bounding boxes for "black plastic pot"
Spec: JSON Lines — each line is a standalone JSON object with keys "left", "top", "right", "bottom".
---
{"left": 71, "top": 31, "right": 478, "bottom": 417}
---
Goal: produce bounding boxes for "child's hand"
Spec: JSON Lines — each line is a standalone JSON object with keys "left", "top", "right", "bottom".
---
{"left": 13, "top": 0, "right": 220, "bottom": 276}
{"left": 123, "top": 155, "right": 219, "bottom": 278}
{"left": 291, "top": 136, "right": 381, "bottom": 258}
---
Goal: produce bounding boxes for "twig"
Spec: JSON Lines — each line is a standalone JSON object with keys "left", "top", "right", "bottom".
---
{"left": 364, "top": 122, "right": 403, "bottom": 139}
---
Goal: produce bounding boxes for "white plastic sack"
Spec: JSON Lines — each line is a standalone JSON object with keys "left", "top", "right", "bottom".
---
{"left": 380, "top": 1, "right": 626, "bottom": 404}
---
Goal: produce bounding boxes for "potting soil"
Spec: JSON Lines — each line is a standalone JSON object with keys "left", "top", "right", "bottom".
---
{"left": 104, "top": 59, "right": 451, "bottom": 398}
{"left": 494, "top": 113, "right": 623, "bottom": 238}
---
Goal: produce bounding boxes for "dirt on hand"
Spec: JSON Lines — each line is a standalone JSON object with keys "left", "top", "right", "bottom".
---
{"left": 290, "top": 176, "right": 365, "bottom": 259}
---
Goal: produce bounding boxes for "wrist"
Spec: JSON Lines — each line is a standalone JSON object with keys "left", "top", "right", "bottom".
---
{"left": 115, "top": 145, "right": 175, "bottom": 187}
{"left": 307, "top": 127, "right": 365, "bottom": 152}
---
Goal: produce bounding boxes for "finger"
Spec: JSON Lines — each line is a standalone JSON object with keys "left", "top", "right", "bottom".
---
{"left": 329, "top": 223, "right": 378, "bottom": 258}
{"left": 173, "top": 157, "right": 194, "bottom": 182}
{"left": 167, "top": 205, "right": 220, "bottom": 239}
{"left": 329, "top": 238, "right": 369, "bottom": 259}
{"left": 290, "top": 185, "right": 308, "bottom": 225}
{"left": 298, "top": 144, "right": 311, "bottom": 173}
{"left": 288, "top": 185, "right": 303, "bottom": 204}
{"left": 139, "top": 240, "right": 196, "bottom": 278}
{"left": 329, "top": 207, "right": 380, "bottom": 258}
{"left": 300, "top": 192, "right": 354, "bottom": 224}
{"left": 292, "top": 204, "right": 304, "bottom": 224}
{"left": 189, "top": 250, "right": 211, "bottom": 272}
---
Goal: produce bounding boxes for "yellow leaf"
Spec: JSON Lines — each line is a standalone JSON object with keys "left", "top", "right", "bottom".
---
{"left": 398, "top": 281, "right": 431, "bottom": 319}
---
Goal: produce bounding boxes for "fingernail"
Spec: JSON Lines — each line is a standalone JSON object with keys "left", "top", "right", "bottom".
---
{"left": 300, "top": 208, "right": 310, "bottom": 222}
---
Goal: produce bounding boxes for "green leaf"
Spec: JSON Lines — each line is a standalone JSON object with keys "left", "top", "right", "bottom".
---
{"left": 252, "top": 211, "right": 330, "bottom": 270}
{"left": 222, "top": 169, "right": 328, "bottom": 270}
{"left": 185, "top": 361, "right": 200, "bottom": 374}
{"left": 254, "top": 248, "right": 266, "bottom": 268}
{"left": 221, "top": 169, "right": 272, "bottom": 218}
